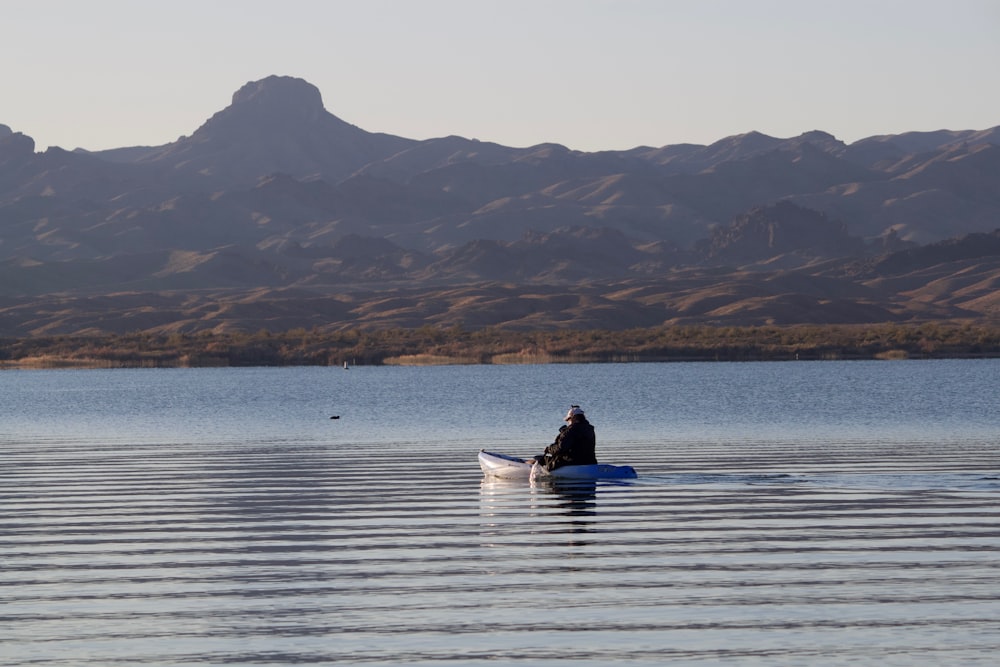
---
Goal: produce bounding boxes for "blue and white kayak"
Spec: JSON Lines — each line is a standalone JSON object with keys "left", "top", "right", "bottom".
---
{"left": 478, "top": 450, "right": 637, "bottom": 480}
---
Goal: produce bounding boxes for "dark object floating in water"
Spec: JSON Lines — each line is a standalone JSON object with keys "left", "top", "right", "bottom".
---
{"left": 330, "top": 415, "right": 340, "bottom": 419}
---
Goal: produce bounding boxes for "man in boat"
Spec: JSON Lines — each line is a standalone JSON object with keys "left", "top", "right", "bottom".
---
{"left": 533, "top": 405, "right": 597, "bottom": 471}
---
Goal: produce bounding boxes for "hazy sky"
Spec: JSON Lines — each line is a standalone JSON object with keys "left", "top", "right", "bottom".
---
{"left": 4, "top": 0, "right": 998, "bottom": 152}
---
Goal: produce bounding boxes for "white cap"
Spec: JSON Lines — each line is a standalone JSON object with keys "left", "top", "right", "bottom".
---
{"left": 564, "top": 405, "right": 585, "bottom": 421}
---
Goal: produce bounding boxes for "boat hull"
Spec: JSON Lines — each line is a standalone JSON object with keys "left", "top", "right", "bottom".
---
{"left": 478, "top": 450, "right": 637, "bottom": 480}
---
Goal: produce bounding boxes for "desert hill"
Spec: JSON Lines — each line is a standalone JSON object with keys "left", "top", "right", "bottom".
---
{"left": 1, "top": 76, "right": 998, "bottom": 336}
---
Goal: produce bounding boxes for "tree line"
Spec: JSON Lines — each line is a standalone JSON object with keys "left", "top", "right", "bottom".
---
{"left": 2, "top": 322, "right": 999, "bottom": 368}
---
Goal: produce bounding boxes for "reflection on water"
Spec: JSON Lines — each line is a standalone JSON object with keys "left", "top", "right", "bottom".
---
{"left": 547, "top": 479, "right": 599, "bottom": 519}
{"left": 481, "top": 477, "right": 601, "bottom": 541}
{"left": 3, "top": 362, "right": 1000, "bottom": 666}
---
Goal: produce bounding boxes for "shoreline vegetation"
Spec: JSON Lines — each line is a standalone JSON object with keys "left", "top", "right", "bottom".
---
{"left": 2, "top": 322, "right": 1000, "bottom": 369}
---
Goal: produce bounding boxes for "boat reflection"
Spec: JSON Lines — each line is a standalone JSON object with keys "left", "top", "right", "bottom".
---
{"left": 479, "top": 476, "right": 599, "bottom": 538}
{"left": 536, "top": 478, "right": 598, "bottom": 517}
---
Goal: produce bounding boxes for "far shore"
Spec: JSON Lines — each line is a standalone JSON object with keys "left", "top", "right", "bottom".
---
{"left": 3, "top": 321, "right": 1000, "bottom": 369}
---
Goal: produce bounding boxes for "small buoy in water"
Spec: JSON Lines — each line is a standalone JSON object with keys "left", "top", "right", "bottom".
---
{"left": 330, "top": 415, "right": 340, "bottom": 420}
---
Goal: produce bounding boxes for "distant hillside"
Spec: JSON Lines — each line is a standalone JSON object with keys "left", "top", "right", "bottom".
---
{"left": 1, "top": 75, "right": 998, "bottom": 335}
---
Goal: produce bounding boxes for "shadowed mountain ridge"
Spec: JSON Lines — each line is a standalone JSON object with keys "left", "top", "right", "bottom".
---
{"left": 1, "top": 75, "right": 998, "bottom": 335}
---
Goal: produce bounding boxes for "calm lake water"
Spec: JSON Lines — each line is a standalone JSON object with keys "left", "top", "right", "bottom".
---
{"left": 3, "top": 360, "right": 999, "bottom": 666}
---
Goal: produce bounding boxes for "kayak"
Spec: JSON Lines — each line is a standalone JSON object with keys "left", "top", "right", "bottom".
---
{"left": 478, "top": 450, "right": 637, "bottom": 480}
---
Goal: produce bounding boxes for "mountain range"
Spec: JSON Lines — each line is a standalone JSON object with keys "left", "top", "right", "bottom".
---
{"left": 1, "top": 75, "right": 999, "bottom": 335}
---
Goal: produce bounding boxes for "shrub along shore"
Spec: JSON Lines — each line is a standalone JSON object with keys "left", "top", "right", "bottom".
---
{"left": 2, "top": 322, "right": 1000, "bottom": 369}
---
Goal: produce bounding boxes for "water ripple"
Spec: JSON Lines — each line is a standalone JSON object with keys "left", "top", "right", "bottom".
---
{"left": 3, "top": 435, "right": 1000, "bottom": 666}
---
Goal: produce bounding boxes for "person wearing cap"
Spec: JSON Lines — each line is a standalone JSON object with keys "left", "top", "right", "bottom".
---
{"left": 533, "top": 405, "right": 598, "bottom": 471}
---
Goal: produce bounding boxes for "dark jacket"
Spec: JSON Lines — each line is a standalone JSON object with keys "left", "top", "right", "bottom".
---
{"left": 543, "top": 417, "right": 597, "bottom": 470}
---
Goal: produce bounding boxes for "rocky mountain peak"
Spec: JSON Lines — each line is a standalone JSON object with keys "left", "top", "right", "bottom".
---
{"left": 700, "top": 201, "right": 863, "bottom": 263}
{"left": 227, "top": 75, "right": 327, "bottom": 125}
{"left": 194, "top": 75, "right": 337, "bottom": 137}
{"left": 0, "top": 127, "right": 36, "bottom": 164}
{"left": 797, "top": 130, "right": 838, "bottom": 143}
{"left": 124, "top": 75, "right": 413, "bottom": 187}
{"left": 792, "top": 130, "right": 845, "bottom": 153}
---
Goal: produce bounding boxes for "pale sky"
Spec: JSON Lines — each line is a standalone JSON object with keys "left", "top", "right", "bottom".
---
{"left": 3, "top": 0, "right": 998, "bottom": 153}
